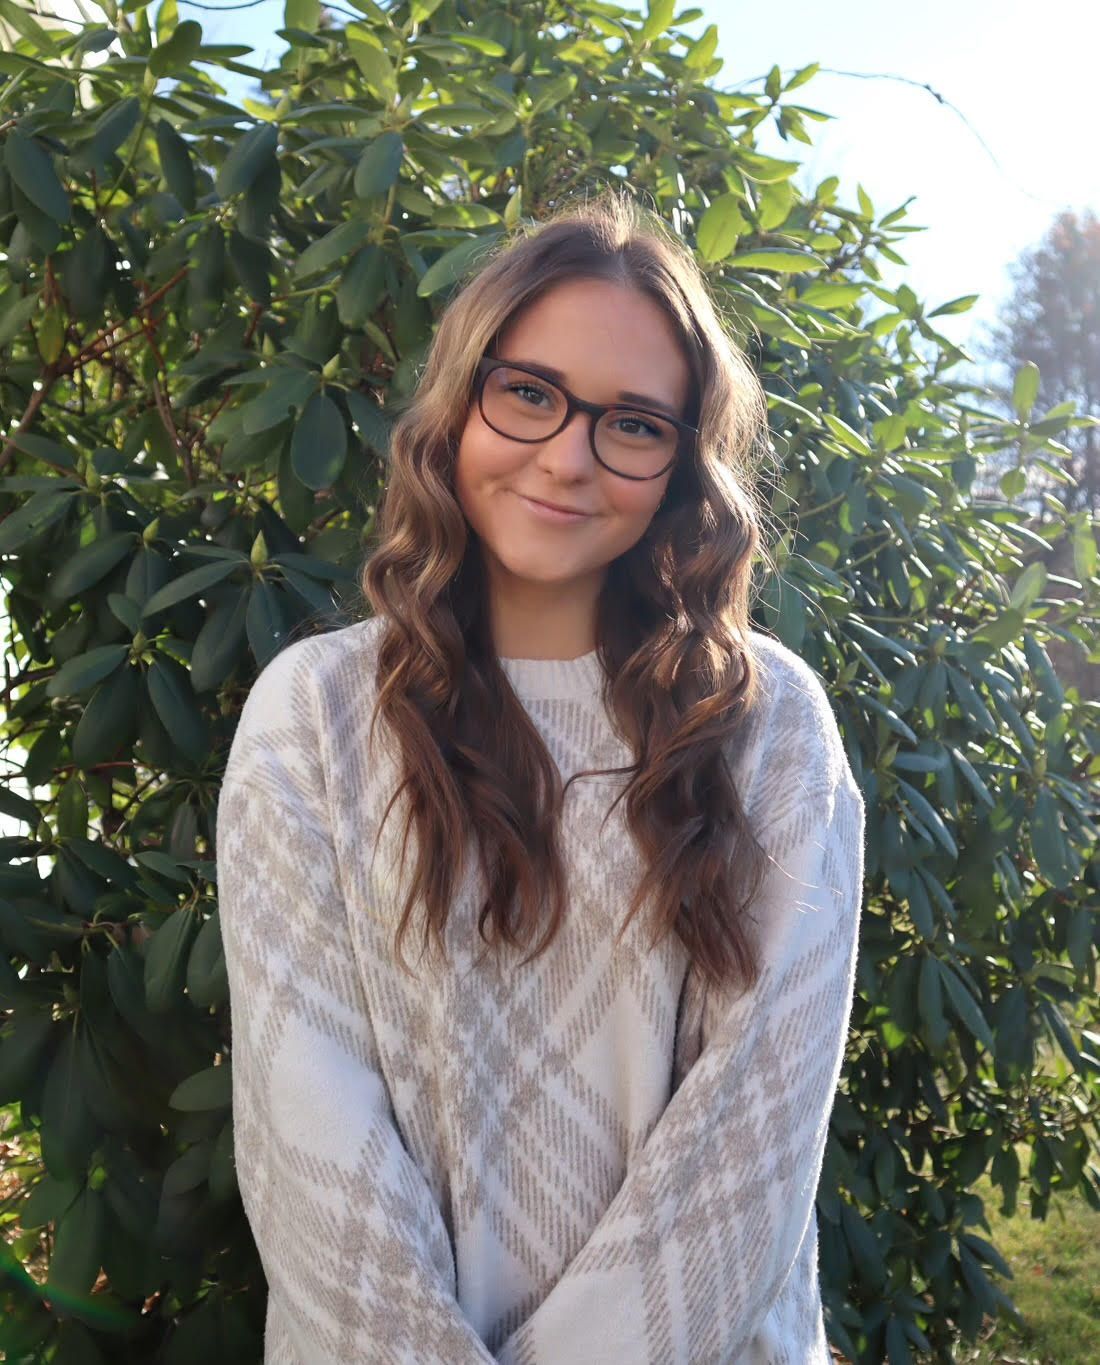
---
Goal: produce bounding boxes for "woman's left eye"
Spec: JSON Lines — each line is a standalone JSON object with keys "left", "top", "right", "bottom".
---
{"left": 613, "top": 414, "right": 661, "bottom": 437}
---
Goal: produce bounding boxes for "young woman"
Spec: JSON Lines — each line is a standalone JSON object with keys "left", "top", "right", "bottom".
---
{"left": 217, "top": 191, "right": 866, "bottom": 1364}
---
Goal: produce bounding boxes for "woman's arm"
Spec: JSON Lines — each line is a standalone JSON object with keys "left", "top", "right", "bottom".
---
{"left": 495, "top": 670, "right": 866, "bottom": 1364}
{"left": 216, "top": 640, "right": 494, "bottom": 1365}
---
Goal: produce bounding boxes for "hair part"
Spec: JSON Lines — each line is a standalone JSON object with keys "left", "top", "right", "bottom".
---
{"left": 360, "top": 186, "right": 779, "bottom": 995}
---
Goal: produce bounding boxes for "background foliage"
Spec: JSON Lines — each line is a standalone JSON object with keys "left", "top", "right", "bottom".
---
{"left": 0, "top": 1, "right": 1098, "bottom": 1362}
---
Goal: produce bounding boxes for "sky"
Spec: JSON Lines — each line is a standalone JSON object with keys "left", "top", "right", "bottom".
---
{"left": 179, "top": 0, "right": 1098, "bottom": 372}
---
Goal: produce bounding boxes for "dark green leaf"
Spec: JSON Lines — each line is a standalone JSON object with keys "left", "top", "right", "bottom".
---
{"left": 148, "top": 19, "right": 203, "bottom": 78}
{"left": 216, "top": 121, "right": 278, "bottom": 199}
{"left": 144, "top": 909, "right": 198, "bottom": 1013}
{"left": 939, "top": 961, "right": 995, "bottom": 1051}
{"left": 155, "top": 118, "right": 196, "bottom": 211}
{"left": 142, "top": 557, "right": 246, "bottom": 616}
{"left": 46, "top": 532, "right": 134, "bottom": 604}
{"left": 72, "top": 662, "right": 142, "bottom": 770}
{"left": 4, "top": 129, "right": 70, "bottom": 224}
{"left": 291, "top": 390, "right": 347, "bottom": 489}
{"left": 353, "top": 131, "right": 403, "bottom": 198}
{"left": 146, "top": 655, "right": 208, "bottom": 761}
{"left": 47, "top": 644, "right": 130, "bottom": 699}
{"left": 246, "top": 579, "right": 294, "bottom": 668}
{"left": 416, "top": 231, "right": 502, "bottom": 297}
{"left": 293, "top": 217, "right": 373, "bottom": 280}
{"left": 169, "top": 1062, "right": 232, "bottom": 1111}
{"left": 46, "top": 1186, "right": 104, "bottom": 1297}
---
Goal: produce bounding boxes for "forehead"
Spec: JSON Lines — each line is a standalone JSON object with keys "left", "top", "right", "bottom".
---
{"left": 497, "top": 278, "right": 693, "bottom": 413}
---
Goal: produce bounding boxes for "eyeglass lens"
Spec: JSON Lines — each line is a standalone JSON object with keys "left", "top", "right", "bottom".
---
{"left": 480, "top": 364, "right": 678, "bottom": 478}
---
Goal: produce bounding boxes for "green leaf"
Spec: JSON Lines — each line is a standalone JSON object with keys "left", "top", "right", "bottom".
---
{"left": 696, "top": 194, "right": 747, "bottom": 263}
{"left": 347, "top": 26, "right": 395, "bottom": 97}
{"left": 169, "top": 1062, "right": 232, "bottom": 1111}
{"left": 799, "top": 281, "right": 863, "bottom": 309}
{"left": 337, "top": 245, "right": 387, "bottom": 328}
{"left": 0, "top": 289, "right": 40, "bottom": 345}
{"left": 285, "top": 0, "right": 321, "bottom": 29}
{"left": 1012, "top": 361, "right": 1040, "bottom": 420}
{"left": 246, "top": 579, "right": 294, "bottom": 667}
{"left": 40, "top": 1028, "right": 99, "bottom": 1182}
{"left": 0, "top": 1011, "right": 55, "bottom": 1105}
{"left": 416, "top": 231, "right": 502, "bottom": 297}
{"left": 341, "top": 388, "right": 392, "bottom": 457}
{"left": 144, "top": 909, "right": 198, "bottom": 1013}
{"left": 918, "top": 955, "right": 949, "bottom": 1049}
{"left": 293, "top": 218, "right": 374, "bottom": 280}
{"left": 683, "top": 22, "right": 718, "bottom": 71}
{"left": 1008, "top": 560, "right": 1047, "bottom": 611}
{"left": 353, "top": 131, "right": 403, "bottom": 198}
{"left": 146, "top": 655, "right": 208, "bottom": 761}
{"left": 727, "top": 247, "right": 825, "bottom": 273}
{"left": 1030, "top": 788, "right": 1075, "bottom": 889}
{"left": 191, "top": 590, "right": 250, "bottom": 691}
{"left": 73, "top": 96, "right": 142, "bottom": 173}
{"left": 640, "top": 0, "right": 674, "bottom": 41}
{"left": 46, "top": 532, "right": 134, "bottom": 604}
{"left": 6, "top": 430, "right": 77, "bottom": 470}
{"left": 148, "top": 19, "right": 203, "bottom": 78}
{"left": 4, "top": 129, "right": 70, "bottom": 224}
{"left": 239, "top": 367, "right": 318, "bottom": 434}
{"left": 227, "top": 229, "right": 273, "bottom": 305}
{"left": 71, "top": 663, "right": 141, "bottom": 770}
{"left": 927, "top": 294, "right": 979, "bottom": 317}
{"left": 142, "top": 558, "right": 245, "bottom": 616}
{"left": 155, "top": 118, "right": 196, "bottom": 211}
{"left": 822, "top": 412, "right": 871, "bottom": 457}
{"left": 46, "top": 1186, "right": 104, "bottom": 1297}
{"left": 47, "top": 645, "right": 130, "bottom": 699}
{"left": 939, "top": 961, "right": 995, "bottom": 1051}
{"left": 291, "top": 391, "right": 347, "bottom": 489}
{"left": 897, "top": 778, "right": 957, "bottom": 858}
{"left": 187, "top": 910, "right": 228, "bottom": 1008}
{"left": 216, "top": 121, "right": 278, "bottom": 200}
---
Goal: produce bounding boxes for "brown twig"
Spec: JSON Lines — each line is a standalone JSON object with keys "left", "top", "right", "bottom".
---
{"left": 152, "top": 377, "right": 196, "bottom": 486}
{"left": 0, "top": 363, "right": 59, "bottom": 472}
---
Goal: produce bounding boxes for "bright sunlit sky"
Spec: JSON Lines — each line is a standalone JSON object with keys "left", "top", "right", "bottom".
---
{"left": 182, "top": 0, "right": 1098, "bottom": 374}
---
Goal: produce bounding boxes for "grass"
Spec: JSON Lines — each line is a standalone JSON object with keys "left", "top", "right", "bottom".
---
{"left": 959, "top": 1166, "right": 1100, "bottom": 1365}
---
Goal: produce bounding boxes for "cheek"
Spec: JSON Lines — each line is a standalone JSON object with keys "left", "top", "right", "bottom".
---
{"left": 454, "top": 414, "right": 520, "bottom": 506}
{"left": 604, "top": 478, "right": 668, "bottom": 541}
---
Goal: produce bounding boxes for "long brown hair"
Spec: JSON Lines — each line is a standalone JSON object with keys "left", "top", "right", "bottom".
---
{"left": 361, "top": 188, "right": 777, "bottom": 994}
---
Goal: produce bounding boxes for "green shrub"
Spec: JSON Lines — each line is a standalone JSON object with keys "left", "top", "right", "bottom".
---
{"left": 0, "top": 1, "right": 1097, "bottom": 1361}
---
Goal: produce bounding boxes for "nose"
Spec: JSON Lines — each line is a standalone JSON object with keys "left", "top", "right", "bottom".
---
{"left": 536, "top": 408, "right": 596, "bottom": 480}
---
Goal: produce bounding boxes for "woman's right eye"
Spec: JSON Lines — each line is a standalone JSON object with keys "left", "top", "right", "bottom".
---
{"left": 508, "top": 383, "right": 551, "bottom": 405}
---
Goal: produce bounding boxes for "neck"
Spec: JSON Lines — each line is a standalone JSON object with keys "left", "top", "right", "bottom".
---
{"left": 485, "top": 558, "right": 604, "bottom": 661}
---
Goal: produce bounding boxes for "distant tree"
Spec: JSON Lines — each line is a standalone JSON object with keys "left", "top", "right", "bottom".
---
{"left": 980, "top": 209, "right": 1100, "bottom": 513}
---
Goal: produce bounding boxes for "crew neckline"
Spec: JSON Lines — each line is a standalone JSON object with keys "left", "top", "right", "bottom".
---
{"left": 498, "top": 649, "right": 605, "bottom": 702}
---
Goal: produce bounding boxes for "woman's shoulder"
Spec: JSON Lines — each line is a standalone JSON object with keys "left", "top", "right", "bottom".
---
{"left": 736, "top": 628, "right": 863, "bottom": 814}
{"left": 223, "top": 615, "right": 386, "bottom": 789}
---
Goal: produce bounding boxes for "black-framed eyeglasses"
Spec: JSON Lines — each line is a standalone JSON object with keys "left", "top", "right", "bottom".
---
{"left": 473, "top": 355, "right": 697, "bottom": 481}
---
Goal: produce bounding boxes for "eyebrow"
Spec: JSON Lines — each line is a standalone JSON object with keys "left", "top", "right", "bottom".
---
{"left": 501, "top": 356, "right": 682, "bottom": 420}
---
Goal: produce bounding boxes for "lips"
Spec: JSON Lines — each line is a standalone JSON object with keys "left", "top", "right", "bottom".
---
{"left": 518, "top": 493, "right": 591, "bottom": 515}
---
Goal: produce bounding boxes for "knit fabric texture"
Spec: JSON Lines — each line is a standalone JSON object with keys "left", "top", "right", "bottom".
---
{"left": 216, "top": 613, "right": 866, "bottom": 1364}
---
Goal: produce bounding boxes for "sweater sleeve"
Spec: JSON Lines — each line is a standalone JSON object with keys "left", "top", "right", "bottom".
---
{"left": 216, "top": 639, "right": 495, "bottom": 1365}
{"left": 494, "top": 660, "right": 866, "bottom": 1365}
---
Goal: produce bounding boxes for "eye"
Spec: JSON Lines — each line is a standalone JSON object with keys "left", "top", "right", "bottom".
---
{"left": 507, "top": 382, "right": 554, "bottom": 406}
{"left": 611, "top": 412, "right": 663, "bottom": 438}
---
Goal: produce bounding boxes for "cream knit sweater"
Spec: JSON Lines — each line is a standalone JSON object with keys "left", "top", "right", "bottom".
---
{"left": 216, "top": 613, "right": 865, "bottom": 1364}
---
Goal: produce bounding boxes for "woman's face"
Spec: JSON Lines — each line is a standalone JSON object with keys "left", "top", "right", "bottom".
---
{"left": 454, "top": 278, "right": 693, "bottom": 606}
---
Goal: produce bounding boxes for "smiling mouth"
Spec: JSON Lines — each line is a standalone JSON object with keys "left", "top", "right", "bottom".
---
{"left": 516, "top": 492, "right": 593, "bottom": 516}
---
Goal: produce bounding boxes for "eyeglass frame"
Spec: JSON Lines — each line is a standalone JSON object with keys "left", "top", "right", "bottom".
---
{"left": 472, "top": 355, "right": 698, "bottom": 481}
